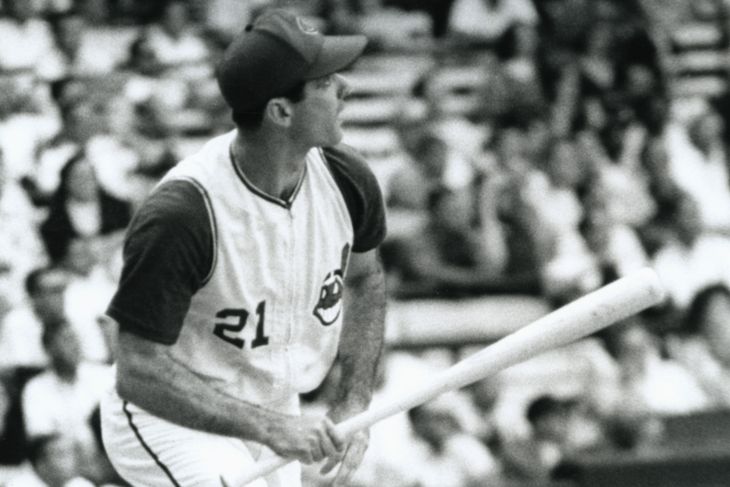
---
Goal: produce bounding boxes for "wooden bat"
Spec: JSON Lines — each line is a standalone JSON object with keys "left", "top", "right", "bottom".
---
{"left": 230, "top": 267, "right": 666, "bottom": 486}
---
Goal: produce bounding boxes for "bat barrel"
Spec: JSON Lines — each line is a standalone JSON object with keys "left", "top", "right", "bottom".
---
{"left": 337, "top": 267, "right": 665, "bottom": 436}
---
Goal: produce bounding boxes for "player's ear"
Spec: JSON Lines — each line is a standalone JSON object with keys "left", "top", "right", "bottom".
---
{"left": 265, "top": 98, "right": 293, "bottom": 127}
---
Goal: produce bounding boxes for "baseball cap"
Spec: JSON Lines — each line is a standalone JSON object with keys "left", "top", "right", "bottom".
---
{"left": 216, "top": 9, "right": 367, "bottom": 114}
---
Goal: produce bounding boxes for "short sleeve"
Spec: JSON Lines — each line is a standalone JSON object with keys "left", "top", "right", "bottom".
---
{"left": 106, "top": 179, "right": 214, "bottom": 345}
{"left": 322, "top": 144, "right": 387, "bottom": 252}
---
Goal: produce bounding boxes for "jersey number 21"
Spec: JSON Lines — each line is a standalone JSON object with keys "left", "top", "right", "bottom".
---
{"left": 213, "top": 300, "right": 269, "bottom": 349}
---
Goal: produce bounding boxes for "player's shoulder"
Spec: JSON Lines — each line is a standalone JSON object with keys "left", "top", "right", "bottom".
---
{"left": 321, "top": 143, "right": 380, "bottom": 190}
{"left": 134, "top": 178, "right": 209, "bottom": 228}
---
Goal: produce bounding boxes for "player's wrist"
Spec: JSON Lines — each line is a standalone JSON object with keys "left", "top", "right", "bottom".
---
{"left": 327, "top": 394, "right": 371, "bottom": 421}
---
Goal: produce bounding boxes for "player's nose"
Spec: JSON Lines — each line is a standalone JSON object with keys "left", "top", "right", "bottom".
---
{"left": 335, "top": 74, "right": 351, "bottom": 101}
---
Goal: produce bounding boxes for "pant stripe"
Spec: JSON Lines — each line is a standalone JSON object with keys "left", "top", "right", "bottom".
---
{"left": 122, "top": 401, "right": 182, "bottom": 487}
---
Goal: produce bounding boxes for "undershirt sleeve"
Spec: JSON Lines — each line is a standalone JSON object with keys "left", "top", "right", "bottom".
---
{"left": 322, "top": 144, "right": 387, "bottom": 252}
{"left": 106, "top": 179, "right": 214, "bottom": 345}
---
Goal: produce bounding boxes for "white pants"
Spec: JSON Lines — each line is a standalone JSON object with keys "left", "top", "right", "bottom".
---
{"left": 100, "top": 388, "right": 301, "bottom": 487}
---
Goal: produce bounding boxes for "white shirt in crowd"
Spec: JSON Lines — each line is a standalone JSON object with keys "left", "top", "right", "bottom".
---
{"left": 22, "top": 362, "right": 113, "bottom": 447}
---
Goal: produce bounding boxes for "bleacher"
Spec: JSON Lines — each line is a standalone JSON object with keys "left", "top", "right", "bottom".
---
{"left": 2, "top": 0, "right": 730, "bottom": 486}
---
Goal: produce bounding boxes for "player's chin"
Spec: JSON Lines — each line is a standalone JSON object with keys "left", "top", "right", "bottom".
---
{"left": 323, "top": 124, "right": 344, "bottom": 146}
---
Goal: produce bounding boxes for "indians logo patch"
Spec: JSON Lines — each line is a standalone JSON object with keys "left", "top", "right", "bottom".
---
{"left": 313, "top": 243, "right": 350, "bottom": 326}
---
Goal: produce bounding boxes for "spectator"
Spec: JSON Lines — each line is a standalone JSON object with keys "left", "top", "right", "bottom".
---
{"left": 0, "top": 265, "right": 110, "bottom": 372}
{"left": 118, "top": 33, "right": 219, "bottom": 142}
{"left": 483, "top": 125, "right": 552, "bottom": 294}
{"left": 0, "top": 74, "right": 60, "bottom": 183}
{"left": 21, "top": 321, "right": 113, "bottom": 484}
{"left": 580, "top": 124, "right": 657, "bottom": 229}
{"left": 0, "top": 146, "right": 46, "bottom": 312}
{"left": 447, "top": 0, "right": 538, "bottom": 46}
{"left": 415, "top": 62, "right": 494, "bottom": 160}
{"left": 61, "top": 237, "right": 118, "bottom": 364}
{"left": 6, "top": 434, "right": 93, "bottom": 487}
{"left": 333, "top": 0, "right": 433, "bottom": 51}
{"left": 535, "top": 136, "right": 602, "bottom": 302}
{"left": 118, "top": 35, "right": 188, "bottom": 121}
{"left": 386, "top": 181, "right": 510, "bottom": 298}
{"left": 0, "top": 268, "right": 67, "bottom": 372}
{"left": 581, "top": 182, "right": 650, "bottom": 282}
{"left": 501, "top": 394, "right": 604, "bottom": 482}
{"left": 666, "top": 108, "right": 730, "bottom": 232}
{"left": 31, "top": 89, "right": 102, "bottom": 202}
{"left": 463, "top": 378, "right": 502, "bottom": 449}
{"left": 139, "top": 0, "right": 211, "bottom": 79}
{"left": 0, "top": 0, "right": 55, "bottom": 75}
{"left": 38, "top": 10, "right": 116, "bottom": 82}
{"left": 38, "top": 152, "right": 131, "bottom": 265}
{"left": 665, "top": 284, "right": 730, "bottom": 406}
{"left": 204, "top": 0, "right": 268, "bottom": 37}
{"left": 407, "top": 398, "right": 502, "bottom": 487}
{"left": 602, "top": 320, "right": 711, "bottom": 416}
{"left": 385, "top": 131, "right": 477, "bottom": 240}
{"left": 650, "top": 194, "right": 730, "bottom": 309}
{"left": 493, "top": 22, "right": 549, "bottom": 126}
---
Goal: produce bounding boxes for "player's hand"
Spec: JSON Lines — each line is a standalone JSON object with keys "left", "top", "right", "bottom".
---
{"left": 320, "top": 404, "right": 370, "bottom": 485}
{"left": 267, "top": 415, "right": 345, "bottom": 465}
{"left": 320, "top": 429, "right": 369, "bottom": 486}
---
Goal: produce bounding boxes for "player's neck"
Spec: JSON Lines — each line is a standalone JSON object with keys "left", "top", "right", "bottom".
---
{"left": 232, "top": 131, "right": 310, "bottom": 202}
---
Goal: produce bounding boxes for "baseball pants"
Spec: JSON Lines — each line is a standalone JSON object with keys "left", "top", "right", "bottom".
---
{"left": 100, "top": 388, "right": 301, "bottom": 487}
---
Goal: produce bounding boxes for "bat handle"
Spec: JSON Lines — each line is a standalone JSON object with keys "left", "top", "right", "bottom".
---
{"left": 232, "top": 456, "right": 289, "bottom": 486}
{"left": 229, "top": 414, "right": 370, "bottom": 486}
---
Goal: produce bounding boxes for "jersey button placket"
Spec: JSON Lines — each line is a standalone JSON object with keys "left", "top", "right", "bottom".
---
{"left": 282, "top": 207, "right": 297, "bottom": 393}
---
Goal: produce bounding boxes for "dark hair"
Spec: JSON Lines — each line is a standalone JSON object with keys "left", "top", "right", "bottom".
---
{"left": 26, "top": 434, "right": 60, "bottom": 465}
{"left": 413, "top": 132, "right": 446, "bottom": 158}
{"left": 526, "top": 394, "right": 563, "bottom": 425}
{"left": 24, "top": 267, "right": 63, "bottom": 296}
{"left": 54, "top": 151, "right": 95, "bottom": 203}
{"left": 40, "top": 319, "right": 70, "bottom": 350}
{"left": 407, "top": 404, "right": 426, "bottom": 423}
{"left": 39, "top": 151, "right": 132, "bottom": 263}
{"left": 231, "top": 81, "right": 306, "bottom": 130}
{"left": 426, "top": 185, "right": 451, "bottom": 213}
{"left": 46, "top": 9, "right": 83, "bottom": 35}
{"left": 682, "top": 284, "right": 730, "bottom": 336}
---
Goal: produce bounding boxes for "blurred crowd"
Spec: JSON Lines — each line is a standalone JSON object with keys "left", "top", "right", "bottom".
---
{"left": 0, "top": 0, "right": 730, "bottom": 486}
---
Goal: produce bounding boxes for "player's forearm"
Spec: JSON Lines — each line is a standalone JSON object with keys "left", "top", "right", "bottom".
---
{"left": 332, "top": 259, "right": 386, "bottom": 411}
{"left": 116, "top": 333, "right": 286, "bottom": 445}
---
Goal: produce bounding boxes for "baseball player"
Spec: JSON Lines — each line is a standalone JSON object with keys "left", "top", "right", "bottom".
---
{"left": 100, "top": 9, "right": 386, "bottom": 487}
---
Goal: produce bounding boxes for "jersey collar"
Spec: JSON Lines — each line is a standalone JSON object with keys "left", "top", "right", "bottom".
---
{"left": 229, "top": 144, "right": 307, "bottom": 209}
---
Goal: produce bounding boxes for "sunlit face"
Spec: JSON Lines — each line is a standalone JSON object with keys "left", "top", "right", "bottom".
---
{"left": 46, "top": 324, "right": 82, "bottom": 376}
{"left": 35, "top": 435, "right": 78, "bottom": 486}
{"left": 57, "top": 15, "right": 84, "bottom": 53}
{"left": 162, "top": 2, "right": 189, "bottom": 37}
{"left": 548, "top": 139, "right": 583, "bottom": 188}
{"left": 514, "top": 23, "right": 538, "bottom": 56}
{"left": 534, "top": 411, "right": 569, "bottom": 443}
{"left": 31, "top": 271, "right": 67, "bottom": 323}
{"left": 433, "top": 190, "right": 472, "bottom": 230}
{"left": 66, "top": 158, "right": 97, "bottom": 201}
{"left": 290, "top": 73, "right": 350, "bottom": 147}
{"left": 701, "top": 292, "right": 730, "bottom": 364}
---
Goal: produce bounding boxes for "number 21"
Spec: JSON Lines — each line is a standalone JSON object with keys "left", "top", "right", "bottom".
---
{"left": 213, "top": 300, "right": 269, "bottom": 349}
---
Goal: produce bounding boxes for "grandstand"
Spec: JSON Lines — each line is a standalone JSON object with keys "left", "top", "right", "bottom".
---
{"left": 1, "top": 0, "right": 730, "bottom": 486}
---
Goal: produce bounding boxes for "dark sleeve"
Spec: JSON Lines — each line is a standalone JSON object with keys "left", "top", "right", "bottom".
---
{"left": 322, "top": 144, "right": 387, "bottom": 252}
{"left": 106, "top": 179, "right": 214, "bottom": 345}
{"left": 39, "top": 206, "right": 74, "bottom": 263}
{"left": 99, "top": 191, "right": 133, "bottom": 234}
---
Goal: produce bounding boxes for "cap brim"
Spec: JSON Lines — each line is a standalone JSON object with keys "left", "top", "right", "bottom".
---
{"left": 305, "top": 35, "right": 367, "bottom": 79}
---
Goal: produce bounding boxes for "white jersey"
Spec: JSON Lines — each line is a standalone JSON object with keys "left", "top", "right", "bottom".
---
{"left": 158, "top": 131, "right": 353, "bottom": 405}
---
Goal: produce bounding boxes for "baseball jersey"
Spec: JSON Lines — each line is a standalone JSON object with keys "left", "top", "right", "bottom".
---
{"left": 107, "top": 131, "right": 386, "bottom": 406}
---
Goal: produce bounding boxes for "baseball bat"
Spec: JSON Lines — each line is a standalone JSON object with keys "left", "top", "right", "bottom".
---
{"left": 231, "top": 267, "right": 666, "bottom": 486}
